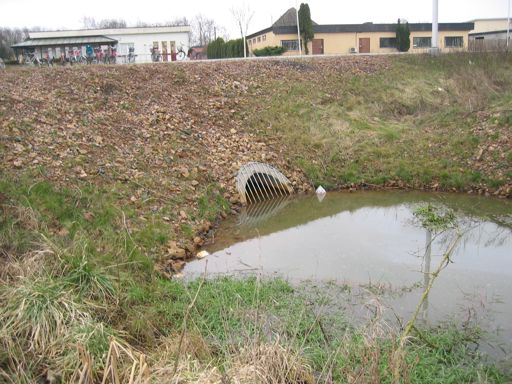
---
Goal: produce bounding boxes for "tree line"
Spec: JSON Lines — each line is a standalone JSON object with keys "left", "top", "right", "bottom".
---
{"left": 1, "top": 27, "right": 32, "bottom": 61}
{"left": 206, "top": 38, "right": 246, "bottom": 59}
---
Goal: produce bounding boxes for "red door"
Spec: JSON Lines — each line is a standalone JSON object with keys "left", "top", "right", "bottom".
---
{"left": 312, "top": 39, "right": 324, "bottom": 55}
{"left": 359, "top": 38, "right": 370, "bottom": 53}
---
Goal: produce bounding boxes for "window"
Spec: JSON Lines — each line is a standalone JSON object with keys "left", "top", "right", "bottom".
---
{"left": 253, "top": 38, "right": 256, "bottom": 44}
{"left": 263, "top": 34, "right": 266, "bottom": 41}
{"left": 248, "top": 39, "right": 252, "bottom": 45}
{"left": 413, "top": 37, "right": 431, "bottom": 48}
{"left": 257, "top": 36, "right": 261, "bottom": 42}
{"left": 445, "top": 36, "right": 463, "bottom": 48}
{"left": 379, "top": 37, "right": 397, "bottom": 48}
{"left": 118, "top": 43, "right": 134, "bottom": 55}
{"left": 281, "top": 39, "right": 300, "bottom": 51}
{"left": 475, "top": 36, "right": 484, "bottom": 40}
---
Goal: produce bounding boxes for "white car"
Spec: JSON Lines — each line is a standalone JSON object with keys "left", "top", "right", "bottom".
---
{"left": 0, "top": 58, "right": 5, "bottom": 70}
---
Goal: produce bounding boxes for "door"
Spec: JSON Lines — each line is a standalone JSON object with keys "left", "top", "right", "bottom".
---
{"left": 312, "top": 39, "right": 324, "bottom": 55}
{"left": 359, "top": 38, "right": 370, "bottom": 53}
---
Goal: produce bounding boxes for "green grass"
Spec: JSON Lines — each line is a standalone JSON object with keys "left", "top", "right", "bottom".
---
{"left": 63, "top": 253, "right": 116, "bottom": 301}
{"left": 196, "top": 184, "right": 230, "bottom": 221}
{"left": 248, "top": 53, "right": 512, "bottom": 191}
{"left": 107, "top": 274, "right": 511, "bottom": 382}
{"left": 2, "top": 175, "right": 508, "bottom": 382}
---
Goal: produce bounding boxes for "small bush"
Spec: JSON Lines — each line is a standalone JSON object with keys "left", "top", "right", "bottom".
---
{"left": 252, "top": 46, "right": 287, "bottom": 57}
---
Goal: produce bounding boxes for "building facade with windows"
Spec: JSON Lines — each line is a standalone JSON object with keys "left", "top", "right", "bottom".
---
{"left": 247, "top": 8, "right": 474, "bottom": 55}
{"left": 12, "top": 26, "right": 191, "bottom": 63}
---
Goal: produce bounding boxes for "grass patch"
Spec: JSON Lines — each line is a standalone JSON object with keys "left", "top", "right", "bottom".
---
{"left": 63, "top": 254, "right": 116, "bottom": 301}
{"left": 247, "top": 53, "right": 512, "bottom": 190}
{"left": 197, "top": 184, "right": 230, "bottom": 222}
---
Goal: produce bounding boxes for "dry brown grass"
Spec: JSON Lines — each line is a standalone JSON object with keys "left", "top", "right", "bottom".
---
{"left": 227, "top": 340, "right": 315, "bottom": 384}
{"left": 156, "top": 332, "right": 213, "bottom": 362}
{"left": 0, "top": 247, "right": 52, "bottom": 282}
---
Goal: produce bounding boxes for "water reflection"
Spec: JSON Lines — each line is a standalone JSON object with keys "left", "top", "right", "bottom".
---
{"left": 420, "top": 229, "right": 432, "bottom": 324}
{"left": 209, "top": 191, "right": 512, "bottom": 253}
{"left": 185, "top": 191, "right": 512, "bottom": 359}
{"left": 238, "top": 195, "right": 292, "bottom": 227}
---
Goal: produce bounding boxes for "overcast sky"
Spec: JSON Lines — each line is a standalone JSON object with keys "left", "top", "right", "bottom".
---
{"left": 0, "top": 0, "right": 509, "bottom": 37}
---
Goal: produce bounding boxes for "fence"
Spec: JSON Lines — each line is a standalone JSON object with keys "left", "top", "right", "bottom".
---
{"left": 469, "top": 39, "right": 509, "bottom": 52}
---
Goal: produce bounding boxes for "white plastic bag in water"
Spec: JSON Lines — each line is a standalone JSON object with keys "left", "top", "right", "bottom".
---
{"left": 316, "top": 186, "right": 326, "bottom": 195}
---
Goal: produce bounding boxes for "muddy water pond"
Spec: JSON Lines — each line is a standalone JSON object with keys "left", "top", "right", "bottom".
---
{"left": 185, "top": 191, "right": 512, "bottom": 359}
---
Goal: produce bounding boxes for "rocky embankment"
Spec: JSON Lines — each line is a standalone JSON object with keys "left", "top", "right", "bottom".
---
{"left": 0, "top": 57, "right": 389, "bottom": 272}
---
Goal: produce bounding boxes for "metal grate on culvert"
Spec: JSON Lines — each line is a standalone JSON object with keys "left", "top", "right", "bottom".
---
{"left": 236, "top": 162, "right": 293, "bottom": 204}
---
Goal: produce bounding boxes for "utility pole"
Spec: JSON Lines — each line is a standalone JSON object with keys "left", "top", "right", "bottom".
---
{"left": 431, "top": 0, "right": 439, "bottom": 55}
{"left": 296, "top": 2, "right": 302, "bottom": 55}
{"left": 507, "top": 0, "right": 510, "bottom": 49}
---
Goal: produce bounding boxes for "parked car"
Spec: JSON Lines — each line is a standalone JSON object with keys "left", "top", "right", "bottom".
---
{"left": 0, "top": 58, "right": 5, "bottom": 70}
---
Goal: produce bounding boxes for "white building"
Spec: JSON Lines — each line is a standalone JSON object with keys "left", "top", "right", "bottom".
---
{"left": 12, "top": 26, "right": 191, "bottom": 63}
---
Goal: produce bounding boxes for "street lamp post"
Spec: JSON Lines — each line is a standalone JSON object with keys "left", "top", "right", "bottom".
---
{"left": 431, "top": 0, "right": 439, "bottom": 55}
{"left": 507, "top": 0, "right": 510, "bottom": 49}
{"left": 296, "top": 2, "right": 302, "bottom": 55}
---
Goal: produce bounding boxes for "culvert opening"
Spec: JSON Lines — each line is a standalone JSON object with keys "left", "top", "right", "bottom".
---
{"left": 236, "top": 162, "right": 293, "bottom": 204}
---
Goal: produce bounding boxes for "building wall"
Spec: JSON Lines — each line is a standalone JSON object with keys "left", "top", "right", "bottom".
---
{"left": 470, "top": 31, "right": 508, "bottom": 40}
{"left": 410, "top": 30, "right": 469, "bottom": 51}
{"left": 248, "top": 31, "right": 279, "bottom": 52}
{"left": 248, "top": 29, "right": 470, "bottom": 55}
{"left": 472, "top": 19, "right": 510, "bottom": 33}
{"left": 29, "top": 27, "right": 191, "bottom": 64}
{"left": 110, "top": 32, "right": 190, "bottom": 63}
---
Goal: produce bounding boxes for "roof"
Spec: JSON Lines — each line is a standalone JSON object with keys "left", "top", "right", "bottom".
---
{"left": 273, "top": 8, "right": 298, "bottom": 28}
{"left": 469, "top": 18, "right": 509, "bottom": 22}
{"left": 469, "top": 29, "right": 510, "bottom": 36}
{"left": 29, "top": 26, "right": 190, "bottom": 39}
{"left": 248, "top": 8, "right": 474, "bottom": 39}
{"left": 314, "top": 22, "right": 475, "bottom": 33}
{"left": 272, "top": 7, "right": 318, "bottom": 28}
{"left": 11, "top": 36, "right": 118, "bottom": 48}
{"left": 249, "top": 22, "right": 474, "bottom": 38}
{"left": 247, "top": 27, "right": 273, "bottom": 40}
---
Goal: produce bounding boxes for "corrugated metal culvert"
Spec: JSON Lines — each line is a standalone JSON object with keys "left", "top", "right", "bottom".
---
{"left": 236, "top": 162, "right": 293, "bottom": 204}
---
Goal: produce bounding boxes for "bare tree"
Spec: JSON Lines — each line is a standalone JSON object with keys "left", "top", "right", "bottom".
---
{"left": 191, "top": 14, "right": 227, "bottom": 47}
{"left": 81, "top": 17, "right": 127, "bottom": 29}
{"left": 230, "top": 3, "right": 254, "bottom": 58}
{"left": 135, "top": 17, "right": 190, "bottom": 28}
{"left": 167, "top": 17, "right": 190, "bottom": 27}
{"left": 0, "top": 27, "right": 29, "bottom": 60}
{"left": 81, "top": 16, "right": 97, "bottom": 29}
{"left": 98, "top": 19, "right": 127, "bottom": 29}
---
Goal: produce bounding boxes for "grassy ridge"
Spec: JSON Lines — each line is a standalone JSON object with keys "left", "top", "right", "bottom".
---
{"left": 249, "top": 53, "right": 512, "bottom": 193}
